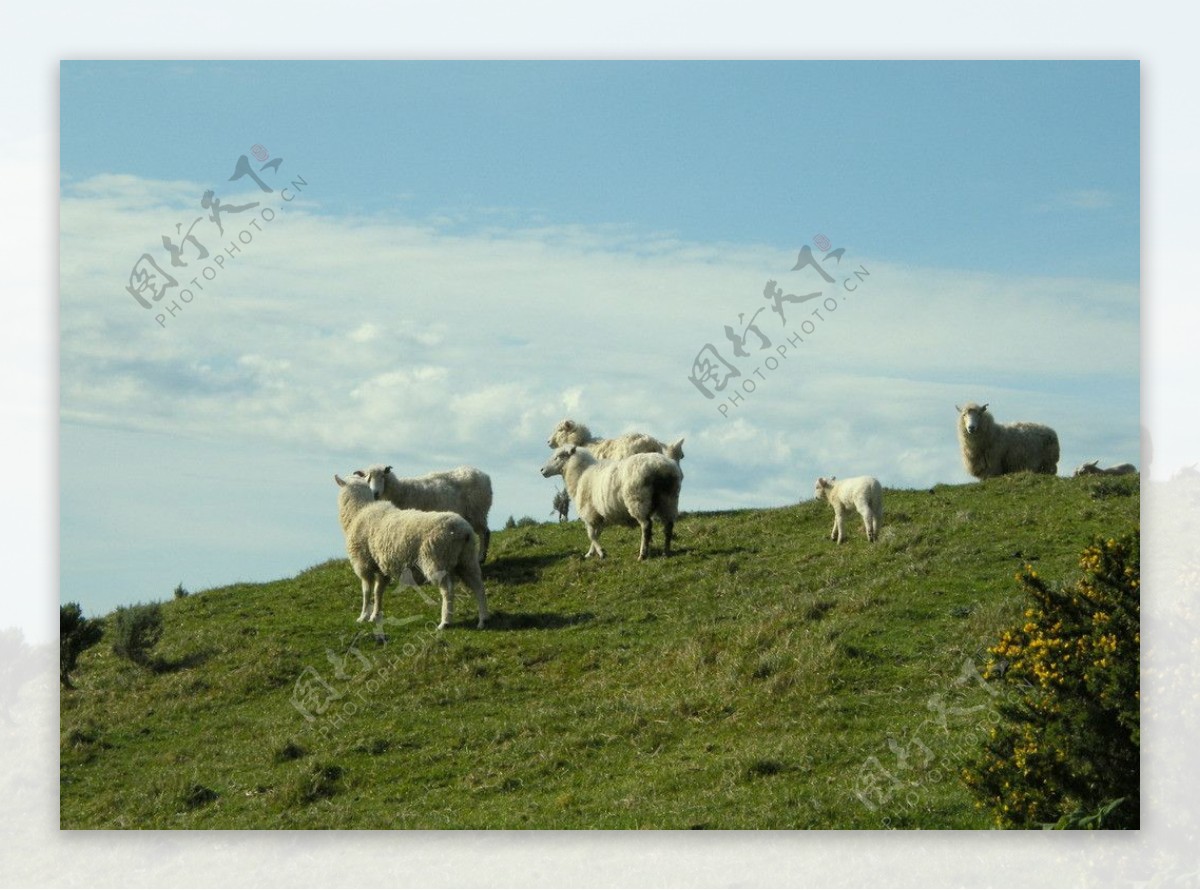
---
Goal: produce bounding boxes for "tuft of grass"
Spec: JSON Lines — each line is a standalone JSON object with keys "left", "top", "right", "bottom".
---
{"left": 60, "top": 475, "right": 1138, "bottom": 829}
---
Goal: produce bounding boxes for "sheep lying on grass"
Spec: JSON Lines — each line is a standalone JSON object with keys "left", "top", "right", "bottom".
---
{"left": 1073, "top": 460, "right": 1137, "bottom": 477}
{"left": 547, "top": 419, "right": 685, "bottom": 462}
{"left": 356, "top": 464, "right": 493, "bottom": 563}
{"left": 540, "top": 445, "right": 683, "bottom": 560}
{"left": 813, "top": 476, "right": 883, "bottom": 543}
{"left": 334, "top": 474, "right": 490, "bottom": 631}
{"left": 956, "top": 402, "right": 1060, "bottom": 479}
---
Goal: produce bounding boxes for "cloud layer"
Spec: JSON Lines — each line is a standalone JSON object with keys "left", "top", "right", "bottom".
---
{"left": 60, "top": 174, "right": 1140, "bottom": 611}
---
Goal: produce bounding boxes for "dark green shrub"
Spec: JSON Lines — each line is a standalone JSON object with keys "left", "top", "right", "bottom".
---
{"left": 110, "top": 602, "right": 165, "bottom": 667}
{"left": 173, "top": 582, "right": 190, "bottom": 600}
{"left": 963, "top": 531, "right": 1139, "bottom": 828}
{"left": 60, "top": 602, "right": 103, "bottom": 688}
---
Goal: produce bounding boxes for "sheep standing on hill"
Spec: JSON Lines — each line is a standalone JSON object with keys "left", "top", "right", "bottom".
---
{"left": 334, "top": 474, "right": 489, "bottom": 630}
{"left": 540, "top": 445, "right": 683, "bottom": 560}
{"left": 356, "top": 464, "right": 493, "bottom": 563}
{"left": 813, "top": 476, "right": 883, "bottom": 543}
{"left": 1073, "top": 460, "right": 1137, "bottom": 477}
{"left": 547, "top": 419, "right": 685, "bottom": 462}
{"left": 956, "top": 402, "right": 1060, "bottom": 479}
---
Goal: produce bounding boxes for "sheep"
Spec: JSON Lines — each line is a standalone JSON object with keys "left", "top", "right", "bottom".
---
{"left": 813, "top": 476, "right": 883, "bottom": 543}
{"left": 334, "top": 473, "right": 489, "bottom": 630}
{"left": 546, "top": 418, "right": 685, "bottom": 463}
{"left": 956, "top": 402, "right": 1060, "bottom": 479}
{"left": 356, "top": 464, "right": 493, "bottom": 563}
{"left": 539, "top": 445, "right": 683, "bottom": 560}
{"left": 1073, "top": 460, "right": 1137, "bottom": 477}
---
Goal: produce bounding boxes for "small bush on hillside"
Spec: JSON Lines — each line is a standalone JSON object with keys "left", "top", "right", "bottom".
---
{"left": 60, "top": 602, "right": 103, "bottom": 688}
{"left": 963, "top": 531, "right": 1139, "bottom": 828}
{"left": 110, "top": 603, "right": 165, "bottom": 667}
{"left": 173, "top": 582, "right": 190, "bottom": 600}
{"left": 503, "top": 515, "right": 539, "bottom": 530}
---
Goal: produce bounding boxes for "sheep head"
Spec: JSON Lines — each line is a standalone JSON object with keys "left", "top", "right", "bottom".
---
{"left": 958, "top": 402, "right": 990, "bottom": 436}
{"left": 352, "top": 464, "right": 393, "bottom": 501}
{"left": 540, "top": 445, "right": 578, "bottom": 478}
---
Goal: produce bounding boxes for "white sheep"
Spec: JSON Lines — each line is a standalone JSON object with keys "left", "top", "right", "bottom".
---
{"left": 1073, "top": 460, "right": 1137, "bottom": 477}
{"left": 334, "top": 474, "right": 489, "bottom": 630}
{"left": 956, "top": 402, "right": 1060, "bottom": 479}
{"left": 546, "top": 418, "right": 685, "bottom": 462}
{"left": 356, "top": 464, "right": 493, "bottom": 563}
{"left": 539, "top": 445, "right": 683, "bottom": 560}
{"left": 813, "top": 476, "right": 883, "bottom": 543}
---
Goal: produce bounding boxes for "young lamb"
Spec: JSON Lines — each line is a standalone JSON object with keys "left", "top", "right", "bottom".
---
{"left": 334, "top": 474, "right": 489, "bottom": 630}
{"left": 956, "top": 402, "right": 1060, "bottom": 479}
{"left": 813, "top": 476, "right": 883, "bottom": 543}
{"left": 1073, "top": 460, "right": 1138, "bottom": 477}
{"left": 539, "top": 445, "right": 683, "bottom": 560}
{"left": 546, "top": 419, "right": 685, "bottom": 463}
{"left": 356, "top": 464, "right": 493, "bottom": 563}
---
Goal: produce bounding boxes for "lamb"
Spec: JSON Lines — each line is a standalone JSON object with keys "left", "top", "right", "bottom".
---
{"left": 813, "top": 476, "right": 883, "bottom": 543}
{"left": 546, "top": 418, "right": 685, "bottom": 462}
{"left": 356, "top": 464, "right": 493, "bottom": 563}
{"left": 1073, "top": 460, "right": 1137, "bottom": 477}
{"left": 956, "top": 402, "right": 1060, "bottom": 479}
{"left": 334, "top": 473, "right": 489, "bottom": 630}
{"left": 539, "top": 445, "right": 683, "bottom": 560}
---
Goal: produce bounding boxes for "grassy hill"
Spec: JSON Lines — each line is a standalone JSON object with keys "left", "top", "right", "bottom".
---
{"left": 60, "top": 472, "right": 1139, "bottom": 829}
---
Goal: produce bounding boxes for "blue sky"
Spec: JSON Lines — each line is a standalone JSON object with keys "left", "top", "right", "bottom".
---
{"left": 59, "top": 60, "right": 1140, "bottom": 621}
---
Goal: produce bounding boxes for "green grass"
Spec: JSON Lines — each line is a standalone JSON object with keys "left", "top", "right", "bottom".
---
{"left": 60, "top": 472, "right": 1139, "bottom": 829}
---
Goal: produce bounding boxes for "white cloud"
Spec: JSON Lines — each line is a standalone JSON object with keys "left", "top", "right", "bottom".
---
{"left": 60, "top": 173, "right": 1140, "bottom": 609}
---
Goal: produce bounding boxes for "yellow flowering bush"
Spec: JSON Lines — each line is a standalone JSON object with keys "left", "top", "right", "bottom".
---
{"left": 963, "top": 531, "right": 1139, "bottom": 828}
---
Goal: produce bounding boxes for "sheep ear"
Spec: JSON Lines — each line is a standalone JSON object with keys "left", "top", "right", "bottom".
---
{"left": 352, "top": 469, "right": 366, "bottom": 478}
{"left": 981, "top": 403, "right": 988, "bottom": 412}
{"left": 335, "top": 474, "right": 347, "bottom": 487}
{"left": 385, "top": 465, "right": 393, "bottom": 474}
{"left": 563, "top": 420, "right": 575, "bottom": 431}
{"left": 955, "top": 404, "right": 961, "bottom": 413}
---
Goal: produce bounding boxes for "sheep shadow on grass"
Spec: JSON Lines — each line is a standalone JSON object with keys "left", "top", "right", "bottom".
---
{"left": 479, "top": 611, "right": 596, "bottom": 632}
{"left": 484, "top": 551, "right": 572, "bottom": 585}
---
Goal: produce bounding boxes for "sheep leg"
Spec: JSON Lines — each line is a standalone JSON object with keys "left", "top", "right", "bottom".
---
{"left": 584, "top": 521, "right": 606, "bottom": 559}
{"left": 833, "top": 507, "right": 846, "bottom": 544}
{"left": 663, "top": 519, "right": 674, "bottom": 557}
{"left": 638, "top": 519, "right": 653, "bottom": 561}
{"left": 479, "top": 528, "right": 491, "bottom": 564}
{"left": 368, "top": 575, "right": 386, "bottom": 623}
{"left": 437, "top": 575, "right": 454, "bottom": 630}
{"left": 356, "top": 576, "right": 371, "bottom": 622}
{"left": 456, "top": 555, "right": 490, "bottom": 629}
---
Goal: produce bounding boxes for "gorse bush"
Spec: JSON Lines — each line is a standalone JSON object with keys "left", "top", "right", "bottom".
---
{"left": 110, "top": 602, "right": 165, "bottom": 667}
{"left": 963, "top": 531, "right": 1140, "bottom": 828}
{"left": 60, "top": 602, "right": 103, "bottom": 688}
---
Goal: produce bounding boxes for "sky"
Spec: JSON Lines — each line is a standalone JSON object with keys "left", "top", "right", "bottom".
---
{"left": 57, "top": 60, "right": 1141, "bottom": 622}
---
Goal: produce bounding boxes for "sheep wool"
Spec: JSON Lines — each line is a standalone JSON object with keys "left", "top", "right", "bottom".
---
{"left": 540, "top": 445, "right": 683, "bottom": 560}
{"left": 335, "top": 474, "right": 490, "bottom": 630}
{"left": 357, "top": 464, "right": 493, "bottom": 563}
{"left": 813, "top": 475, "right": 883, "bottom": 543}
{"left": 956, "top": 402, "right": 1060, "bottom": 480}
{"left": 547, "top": 419, "right": 685, "bottom": 463}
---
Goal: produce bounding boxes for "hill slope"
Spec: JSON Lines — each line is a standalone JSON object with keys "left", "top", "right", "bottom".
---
{"left": 61, "top": 472, "right": 1139, "bottom": 829}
